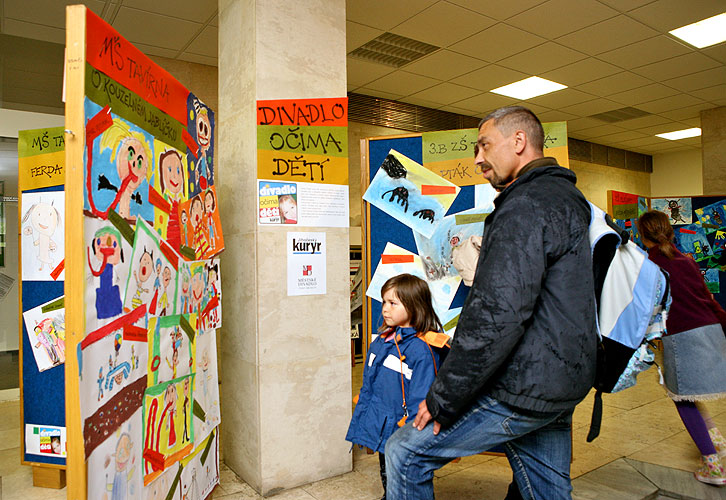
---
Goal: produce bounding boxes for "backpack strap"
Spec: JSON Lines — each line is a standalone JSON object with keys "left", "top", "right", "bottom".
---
{"left": 586, "top": 390, "right": 604, "bottom": 442}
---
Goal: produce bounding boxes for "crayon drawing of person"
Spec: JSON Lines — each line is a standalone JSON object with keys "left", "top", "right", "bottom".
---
{"left": 33, "top": 319, "right": 59, "bottom": 366}
{"left": 179, "top": 267, "right": 191, "bottom": 315}
{"left": 22, "top": 200, "right": 61, "bottom": 272}
{"left": 131, "top": 249, "right": 153, "bottom": 309}
{"left": 194, "top": 106, "right": 212, "bottom": 191}
{"left": 190, "top": 267, "right": 206, "bottom": 330}
{"left": 103, "top": 432, "right": 135, "bottom": 500}
{"left": 189, "top": 196, "right": 209, "bottom": 259}
{"left": 180, "top": 210, "right": 189, "bottom": 248}
{"left": 158, "top": 267, "right": 172, "bottom": 316}
{"left": 203, "top": 190, "right": 216, "bottom": 249}
{"left": 87, "top": 226, "right": 124, "bottom": 319}
{"left": 163, "top": 385, "right": 178, "bottom": 449}
{"left": 159, "top": 150, "right": 185, "bottom": 251}
{"left": 205, "top": 262, "right": 220, "bottom": 327}
{"left": 182, "top": 378, "right": 190, "bottom": 443}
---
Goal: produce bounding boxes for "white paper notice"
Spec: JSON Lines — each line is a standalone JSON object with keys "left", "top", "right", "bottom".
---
{"left": 25, "top": 423, "right": 67, "bottom": 457}
{"left": 287, "top": 232, "right": 326, "bottom": 296}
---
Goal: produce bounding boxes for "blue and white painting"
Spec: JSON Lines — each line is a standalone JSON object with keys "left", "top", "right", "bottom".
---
{"left": 651, "top": 198, "right": 692, "bottom": 225}
{"left": 673, "top": 224, "right": 713, "bottom": 262}
{"left": 695, "top": 200, "right": 726, "bottom": 234}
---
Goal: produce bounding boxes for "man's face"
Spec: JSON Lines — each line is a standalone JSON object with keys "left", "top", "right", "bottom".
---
{"left": 475, "top": 120, "right": 518, "bottom": 191}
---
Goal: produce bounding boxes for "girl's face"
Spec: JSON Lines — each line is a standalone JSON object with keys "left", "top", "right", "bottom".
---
{"left": 381, "top": 289, "right": 411, "bottom": 329}
{"left": 279, "top": 199, "right": 296, "bottom": 221}
{"left": 162, "top": 153, "right": 183, "bottom": 195}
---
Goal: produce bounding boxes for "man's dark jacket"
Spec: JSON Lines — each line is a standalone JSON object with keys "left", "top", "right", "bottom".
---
{"left": 427, "top": 159, "right": 597, "bottom": 426}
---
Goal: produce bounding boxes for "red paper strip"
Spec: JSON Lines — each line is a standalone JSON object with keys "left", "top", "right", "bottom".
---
{"left": 50, "top": 259, "right": 65, "bottom": 281}
{"left": 201, "top": 296, "right": 219, "bottom": 318}
{"left": 147, "top": 186, "right": 171, "bottom": 213}
{"left": 679, "top": 228, "right": 697, "bottom": 234}
{"left": 257, "top": 97, "right": 348, "bottom": 126}
{"left": 86, "top": 105, "right": 113, "bottom": 143}
{"left": 612, "top": 191, "right": 639, "bottom": 205}
{"left": 421, "top": 185, "right": 457, "bottom": 195}
{"left": 381, "top": 254, "right": 415, "bottom": 264}
{"left": 86, "top": 10, "right": 189, "bottom": 125}
{"left": 182, "top": 129, "right": 199, "bottom": 158}
{"left": 143, "top": 448, "right": 164, "bottom": 471}
{"left": 123, "top": 325, "right": 147, "bottom": 342}
{"left": 81, "top": 305, "right": 147, "bottom": 349}
{"left": 159, "top": 240, "right": 179, "bottom": 271}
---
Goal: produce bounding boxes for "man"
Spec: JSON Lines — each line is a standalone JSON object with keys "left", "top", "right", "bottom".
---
{"left": 385, "top": 106, "right": 597, "bottom": 500}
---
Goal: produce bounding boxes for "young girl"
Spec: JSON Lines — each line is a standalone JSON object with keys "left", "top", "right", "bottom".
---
{"left": 638, "top": 211, "right": 726, "bottom": 486}
{"left": 346, "top": 273, "right": 446, "bottom": 499}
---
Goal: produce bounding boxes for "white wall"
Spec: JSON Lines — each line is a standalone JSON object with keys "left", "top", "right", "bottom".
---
{"left": 650, "top": 149, "right": 703, "bottom": 197}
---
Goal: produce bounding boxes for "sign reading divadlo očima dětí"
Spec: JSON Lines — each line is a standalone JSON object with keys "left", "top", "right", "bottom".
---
{"left": 287, "top": 232, "right": 326, "bottom": 296}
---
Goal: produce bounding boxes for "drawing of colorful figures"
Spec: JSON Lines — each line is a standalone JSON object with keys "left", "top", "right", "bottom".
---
{"left": 84, "top": 99, "right": 155, "bottom": 223}
{"left": 151, "top": 139, "right": 189, "bottom": 252}
{"left": 652, "top": 197, "right": 692, "bottom": 225}
{"left": 142, "top": 375, "right": 195, "bottom": 485}
{"left": 673, "top": 223, "right": 713, "bottom": 262}
{"left": 21, "top": 190, "right": 64, "bottom": 281}
{"left": 186, "top": 94, "right": 215, "bottom": 197}
{"left": 366, "top": 242, "right": 460, "bottom": 323}
{"left": 363, "top": 150, "right": 460, "bottom": 238}
{"left": 79, "top": 306, "right": 148, "bottom": 443}
{"left": 87, "top": 407, "right": 143, "bottom": 500}
{"left": 178, "top": 186, "right": 224, "bottom": 260}
{"left": 179, "top": 430, "right": 219, "bottom": 500}
{"left": 85, "top": 216, "right": 133, "bottom": 329}
{"left": 142, "top": 464, "right": 178, "bottom": 500}
{"left": 147, "top": 315, "right": 196, "bottom": 387}
{"left": 22, "top": 295, "right": 66, "bottom": 372}
{"left": 193, "top": 329, "right": 220, "bottom": 445}
{"left": 124, "top": 219, "right": 181, "bottom": 320}
{"left": 702, "top": 268, "right": 720, "bottom": 294}
{"left": 203, "top": 259, "right": 221, "bottom": 329}
{"left": 695, "top": 200, "right": 726, "bottom": 234}
{"left": 177, "top": 260, "right": 219, "bottom": 331}
{"left": 413, "top": 207, "right": 489, "bottom": 282}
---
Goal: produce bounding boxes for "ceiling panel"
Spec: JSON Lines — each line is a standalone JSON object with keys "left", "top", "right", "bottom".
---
{"left": 528, "top": 88, "right": 595, "bottom": 110}
{"left": 446, "top": 0, "right": 547, "bottom": 21}
{"left": 662, "top": 67, "right": 726, "bottom": 93}
{"left": 450, "top": 64, "right": 529, "bottom": 92}
{"left": 403, "top": 50, "right": 487, "bottom": 81}
{"left": 555, "top": 15, "right": 658, "bottom": 55}
{"left": 405, "top": 82, "right": 482, "bottom": 105}
{"left": 346, "top": 21, "right": 383, "bottom": 52}
{"left": 637, "top": 94, "right": 705, "bottom": 115}
{"left": 497, "top": 42, "right": 587, "bottom": 75}
{"left": 558, "top": 98, "right": 623, "bottom": 116}
{"left": 570, "top": 123, "right": 628, "bottom": 138}
{"left": 614, "top": 114, "right": 673, "bottom": 131}
{"left": 391, "top": 2, "right": 495, "bottom": 48}
{"left": 631, "top": 52, "right": 721, "bottom": 82}
{"left": 186, "top": 25, "right": 218, "bottom": 58}
{"left": 607, "top": 83, "right": 680, "bottom": 106}
{"left": 540, "top": 57, "right": 621, "bottom": 87}
{"left": 506, "top": 0, "right": 619, "bottom": 39}
{"left": 113, "top": 6, "right": 203, "bottom": 51}
{"left": 535, "top": 109, "right": 580, "bottom": 122}
{"left": 626, "top": 0, "right": 726, "bottom": 32}
{"left": 659, "top": 103, "right": 717, "bottom": 121}
{"left": 353, "top": 87, "right": 405, "bottom": 101}
{"left": 691, "top": 84, "right": 726, "bottom": 102}
{"left": 448, "top": 23, "right": 545, "bottom": 63}
{"left": 345, "top": 0, "right": 437, "bottom": 31}
{"left": 574, "top": 71, "right": 653, "bottom": 96}
{"left": 702, "top": 44, "right": 726, "bottom": 64}
{"left": 594, "top": 130, "right": 651, "bottom": 142}
{"left": 3, "top": 0, "right": 105, "bottom": 28}
{"left": 450, "top": 93, "right": 518, "bottom": 114}
{"left": 346, "top": 58, "right": 396, "bottom": 88}
{"left": 364, "top": 70, "right": 441, "bottom": 96}
{"left": 122, "top": 0, "right": 215, "bottom": 22}
{"left": 597, "top": 35, "right": 693, "bottom": 69}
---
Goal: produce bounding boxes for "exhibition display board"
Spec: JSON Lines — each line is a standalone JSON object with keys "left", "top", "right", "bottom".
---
{"left": 64, "top": 5, "right": 223, "bottom": 498}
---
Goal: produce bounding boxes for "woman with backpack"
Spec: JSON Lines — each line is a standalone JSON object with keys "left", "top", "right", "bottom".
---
{"left": 638, "top": 210, "right": 726, "bottom": 486}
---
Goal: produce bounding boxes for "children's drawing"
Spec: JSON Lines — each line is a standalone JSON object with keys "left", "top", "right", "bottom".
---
{"left": 79, "top": 306, "right": 148, "bottom": 453}
{"left": 440, "top": 307, "right": 462, "bottom": 337}
{"left": 152, "top": 142, "right": 188, "bottom": 252}
{"left": 22, "top": 295, "right": 66, "bottom": 372}
{"left": 193, "top": 329, "right": 220, "bottom": 445}
{"left": 178, "top": 187, "right": 224, "bottom": 260}
{"left": 124, "top": 219, "right": 181, "bottom": 319}
{"left": 702, "top": 268, "right": 720, "bottom": 294}
{"left": 186, "top": 95, "right": 215, "bottom": 197}
{"left": 21, "top": 191, "right": 64, "bottom": 281}
{"left": 178, "top": 260, "right": 220, "bottom": 331}
{"left": 652, "top": 197, "right": 692, "bottom": 225}
{"left": 413, "top": 207, "right": 489, "bottom": 282}
{"left": 179, "top": 430, "right": 219, "bottom": 500}
{"left": 147, "top": 315, "right": 196, "bottom": 387}
{"left": 85, "top": 216, "right": 133, "bottom": 326}
{"left": 204, "top": 260, "right": 221, "bottom": 329}
{"left": 366, "top": 242, "right": 460, "bottom": 322}
{"left": 142, "top": 464, "right": 178, "bottom": 500}
{"left": 363, "top": 150, "right": 460, "bottom": 238}
{"left": 694, "top": 200, "right": 726, "bottom": 234}
{"left": 84, "top": 99, "right": 155, "bottom": 223}
{"left": 142, "top": 375, "right": 195, "bottom": 485}
{"left": 613, "top": 218, "right": 643, "bottom": 249}
{"left": 87, "top": 408, "right": 143, "bottom": 500}
{"left": 673, "top": 223, "right": 713, "bottom": 262}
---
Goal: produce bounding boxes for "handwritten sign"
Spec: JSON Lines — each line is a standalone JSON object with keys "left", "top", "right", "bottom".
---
{"left": 18, "top": 127, "right": 66, "bottom": 190}
{"left": 257, "top": 97, "right": 348, "bottom": 186}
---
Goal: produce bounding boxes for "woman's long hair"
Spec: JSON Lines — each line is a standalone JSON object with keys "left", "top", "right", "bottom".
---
{"left": 637, "top": 210, "right": 676, "bottom": 259}
{"left": 379, "top": 273, "right": 443, "bottom": 333}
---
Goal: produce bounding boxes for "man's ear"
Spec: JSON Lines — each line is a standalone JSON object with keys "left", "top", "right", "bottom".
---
{"left": 513, "top": 130, "right": 527, "bottom": 155}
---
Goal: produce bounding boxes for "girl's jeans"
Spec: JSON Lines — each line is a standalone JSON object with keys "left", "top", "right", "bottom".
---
{"left": 384, "top": 394, "right": 574, "bottom": 500}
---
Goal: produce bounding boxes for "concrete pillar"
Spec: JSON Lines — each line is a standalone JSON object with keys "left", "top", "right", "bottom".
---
{"left": 701, "top": 106, "right": 726, "bottom": 195}
{"left": 217, "top": 0, "right": 351, "bottom": 495}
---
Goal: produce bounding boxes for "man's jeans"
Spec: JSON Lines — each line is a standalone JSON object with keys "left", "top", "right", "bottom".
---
{"left": 384, "top": 394, "right": 574, "bottom": 500}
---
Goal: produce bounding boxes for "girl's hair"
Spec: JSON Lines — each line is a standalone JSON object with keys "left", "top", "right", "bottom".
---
{"left": 637, "top": 210, "right": 676, "bottom": 259}
{"left": 379, "top": 273, "right": 442, "bottom": 333}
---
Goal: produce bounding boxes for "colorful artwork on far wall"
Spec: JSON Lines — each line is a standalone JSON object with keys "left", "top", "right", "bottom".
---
{"left": 651, "top": 197, "right": 693, "bottom": 225}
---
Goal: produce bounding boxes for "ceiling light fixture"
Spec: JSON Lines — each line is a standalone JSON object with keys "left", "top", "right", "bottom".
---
{"left": 669, "top": 12, "right": 726, "bottom": 48}
{"left": 490, "top": 76, "right": 567, "bottom": 100}
{"left": 655, "top": 128, "right": 702, "bottom": 140}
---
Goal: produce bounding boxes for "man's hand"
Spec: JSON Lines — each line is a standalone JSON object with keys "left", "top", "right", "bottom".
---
{"left": 414, "top": 400, "right": 441, "bottom": 435}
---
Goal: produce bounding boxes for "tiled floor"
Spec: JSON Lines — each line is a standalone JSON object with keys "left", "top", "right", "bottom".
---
{"left": 1, "top": 367, "right": 725, "bottom": 499}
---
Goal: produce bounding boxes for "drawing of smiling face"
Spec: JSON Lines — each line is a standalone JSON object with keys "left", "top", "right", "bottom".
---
{"left": 190, "top": 272, "right": 204, "bottom": 308}
{"left": 161, "top": 152, "right": 183, "bottom": 196}
{"left": 138, "top": 252, "right": 153, "bottom": 284}
{"left": 95, "top": 232, "right": 122, "bottom": 265}
{"left": 162, "top": 267, "right": 172, "bottom": 288}
{"left": 117, "top": 137, "right": 148, "bottom": 190}
{"left": 115, "top": 433, "right": 132, "bottom": 472}
{"left": 196, "top": 111, "right": 211, "bottom": 153}
{"left": 190, "top": 198, "right": 203, "bottom": 229}
{"left": 31, "top": 203, "right": 58, "bottom": 236}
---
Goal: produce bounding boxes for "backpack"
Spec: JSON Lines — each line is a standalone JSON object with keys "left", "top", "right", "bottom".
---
{"left": 586, "top": 203, "right": 671, "bottom": 442}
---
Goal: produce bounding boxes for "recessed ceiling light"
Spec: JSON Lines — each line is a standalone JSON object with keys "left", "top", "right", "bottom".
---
{"left": 656, "top": 128, "right": 702, "bottom": 140}
{"left": 490, "top": 77, "right": 567, "bottom": 100}
{"left": 669, "top": 12, "right": 726, "bottom": 48}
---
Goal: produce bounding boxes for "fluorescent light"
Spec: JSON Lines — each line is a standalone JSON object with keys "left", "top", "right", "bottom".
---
{"left": 656, "top": 128, "right": 702, "bottom": 140}
{"left": 490, "top": 77, "right": 567, "bottom": 100}
{"left": 669, "top": 12, "right": 726, "bottom": 48}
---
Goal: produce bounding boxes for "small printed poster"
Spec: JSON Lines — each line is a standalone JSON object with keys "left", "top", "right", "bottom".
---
{"left": 258, "top": 180, "right": 348, "bottom": 227}
{"left": 25, "top": 424, "right": 66, "bottom": 457}
{"left": 287, "top": 232, "right": 326, "bottom": 296}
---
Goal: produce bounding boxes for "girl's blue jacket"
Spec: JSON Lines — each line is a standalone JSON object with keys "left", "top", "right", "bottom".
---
{"left": 346, "top": 326, "right": 441, "bottom": 453}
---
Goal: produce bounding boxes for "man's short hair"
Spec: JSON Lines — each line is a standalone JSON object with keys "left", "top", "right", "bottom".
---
{"left": 479, "top": 106, "right": 545, "bottom": 152}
